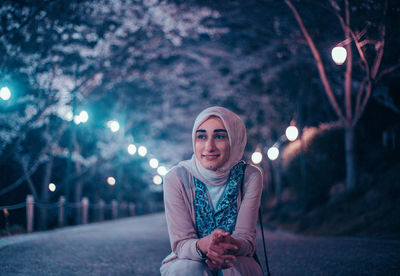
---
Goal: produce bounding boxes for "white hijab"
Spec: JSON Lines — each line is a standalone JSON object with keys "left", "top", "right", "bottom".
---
{"left": 179, "top": 106, "right": 247, "bottom": 186}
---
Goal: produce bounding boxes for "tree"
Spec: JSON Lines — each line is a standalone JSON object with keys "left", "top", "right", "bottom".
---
{"left": 285, "top": 0, "right": 400, "bottom": 189}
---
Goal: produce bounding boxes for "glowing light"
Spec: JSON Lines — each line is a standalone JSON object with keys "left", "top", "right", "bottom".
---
{"left": 149, "top": 158, "right": 159, "bottom": 168}
{"left": 107, "top": 120, "right": 120, "bottom": 132}
{"left": 138, "top": 146, "right": 147, "bottom": 157}
{"left": 107, "top": 176, "right": 116, "bottom": 186}
{"left": 157, "top": 166, "right": 168, "bottom": 176}
{"left": 153, "top": 175, "right": 162, "bottom": 185}
{"left": 48, "top": 183, "right": 56, "bottom": 192}
{"left": 286, "top": 126, "right": 299, "bottom": 141}
{"left": 267, "top": 146, "right": 280, "bottom": 161}
{"left": 73, "top": 115, "right": 81, "bottom": 125}
{"left": 251, "top": 151, "right": 263, "bottom": 164}
{"left": 331, "top": 46, "right": 347, "bottom": 65}
{"left": 79, "top": 110, "right": 89, "bottom": 123}
{"left": 65, "top": 111, "right": 73, "bottom": 121}
{"left": 0, "top": 87, "right": 11, "bottom": 100}
{"left": 127, "top": 144, "right": 137, "bottom": 155}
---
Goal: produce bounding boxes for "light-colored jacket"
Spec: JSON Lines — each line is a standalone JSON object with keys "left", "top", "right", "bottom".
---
{"left": 162, "top": 164, "right": 263, "bottom": 264}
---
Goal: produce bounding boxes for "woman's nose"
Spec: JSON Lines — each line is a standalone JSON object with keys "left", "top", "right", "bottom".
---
{"left": 205, "top": 138, "right": 216, "bottom": 151}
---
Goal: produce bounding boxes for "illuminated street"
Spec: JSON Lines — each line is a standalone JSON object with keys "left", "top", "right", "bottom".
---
{"left": 1, "top": 213, "right": 399, "bottom": 275}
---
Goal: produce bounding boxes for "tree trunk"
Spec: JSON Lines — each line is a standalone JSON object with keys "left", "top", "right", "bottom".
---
{"left": 345, "top": 124, "right": 357, "bottom": 189}
{"left": 39, "top": 155, "right": 54, "bottom": 230}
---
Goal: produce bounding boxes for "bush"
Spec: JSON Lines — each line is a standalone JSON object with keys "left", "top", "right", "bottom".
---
{"left": 281, "top": 122, "right": 345, "bottom": 209}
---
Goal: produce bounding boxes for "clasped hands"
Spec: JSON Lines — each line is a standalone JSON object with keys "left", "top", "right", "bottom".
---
{"left": 197, "top": 229, "right": 240, "bottom": 271}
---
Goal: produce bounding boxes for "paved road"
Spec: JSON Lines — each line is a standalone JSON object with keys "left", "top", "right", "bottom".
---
{"left": 0, "top": 212, "right": 399, "bottom": 275}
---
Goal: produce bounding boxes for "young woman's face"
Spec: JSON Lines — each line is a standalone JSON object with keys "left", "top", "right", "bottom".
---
{"left": 194, "top": 116, "right": 230, "bottom": 171}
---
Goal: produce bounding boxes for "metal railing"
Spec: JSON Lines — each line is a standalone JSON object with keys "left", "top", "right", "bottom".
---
{"left": 1, "top": 195, "right": 136, "bottom": 233}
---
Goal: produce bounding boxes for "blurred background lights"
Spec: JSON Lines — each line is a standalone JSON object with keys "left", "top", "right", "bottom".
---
{"left": 73, "top": 115, "right": 81, "bottom": 125}
{"left": 251, "top": 151, "right": 263, "bottom": 164}
{"left": 157, "top": 166, "right": 167, "bottom": 176}
{"left": 65, "top": 111, "right": 73, "bottom": 121}
{"left": 79, "top": 110, "right": 89, "bottom": 123}
{"left": 331, "top": 46, "right": 347, "bottom": 65}
{"left": 267, "top": 146, "right": 280, "bottom": 161}
{"left": 107, "top": 120, "right": 120, "bottom": 132}
{"left": 149, "top": 158, "right": 159, "bottom": 168}
{"left": 127, "top": 144, "right": 137, "bottom": 155}
{"left": 48, "top": 183, "right": 56, "bottom": 192}
{"left": 285, "top": 126, "right": 299, "bottom": 141}
{"left": 107, "top": 176, "right": 116, "bottom": 186}
{"left": 153, "top": 175, "right": 162, "bottom": 185}
{"left": 0, "top": 87, "right": 11, "bottom": 100}
{"left": 138, "top": 146, "right": 147, "bottom": 157}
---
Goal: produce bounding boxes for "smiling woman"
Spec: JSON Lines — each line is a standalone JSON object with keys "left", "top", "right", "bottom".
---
{"left": 160, "top": 106, "right": 263, "bottom": 276}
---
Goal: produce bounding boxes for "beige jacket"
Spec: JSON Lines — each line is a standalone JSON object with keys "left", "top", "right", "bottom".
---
{"left": 162, "top": 164, "right": 263, "bottom": 264}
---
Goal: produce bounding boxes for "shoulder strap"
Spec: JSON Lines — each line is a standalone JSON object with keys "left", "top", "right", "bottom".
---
{"left": 241, "top": 164, "right": 271, "bottom": 276}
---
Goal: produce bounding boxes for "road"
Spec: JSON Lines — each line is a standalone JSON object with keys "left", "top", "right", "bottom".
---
{"left": 0, "top": 212, "right": 399, "bottom": 275}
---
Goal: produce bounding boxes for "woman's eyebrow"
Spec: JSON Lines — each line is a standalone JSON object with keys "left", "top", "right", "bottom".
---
{"left": 214, "top": 129, "right": 227, "bottom": 133}
{"left": 196, "top": 129, "right": 206, "bottom": 133}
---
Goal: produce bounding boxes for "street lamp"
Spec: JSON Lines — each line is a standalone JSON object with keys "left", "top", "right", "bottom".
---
{"left": 107, "top": 176, "right": 116, "bottom": 186}
{"left": 153, "top": 175, "right": 162, "bottom": 185}
{"left": 285, "top": 126, "right": 299, "bottom": 141}
{"left": 251, "top": 151, "right": 263, "bottom": 164}
{"left": 48, "top": 183, "right": 56, "bottom": 192}
{"left": 157, "top": 166, "right": 168, "bottom": 176}
{"left": 138, "top": 146, "right": 147, "bottom": 157}
{"left": 267, "top": 146, "right": 280, "bottom": 161}
{"left": 0, "top": 87, "right": 11, "bottom": 100}
{"left": 149, "top": 158, "right": 159, "bottom": 168}
{"left": 127, "top": 144, "right": 137, "bottom": 155}
{"left": 107, "top": 120, "right": 120, "bottom": 132}
{"left": 331, "top": 46, "right": 347, "bottom": 65}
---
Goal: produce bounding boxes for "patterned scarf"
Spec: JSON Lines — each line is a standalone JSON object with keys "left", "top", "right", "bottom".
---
{"left": 194, "top": 161, "right": 245, "bottom": 238}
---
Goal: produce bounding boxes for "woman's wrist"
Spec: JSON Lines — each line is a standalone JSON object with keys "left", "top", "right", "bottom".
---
{"left": 196, "top": 239, "right": 207, "bottom": 258}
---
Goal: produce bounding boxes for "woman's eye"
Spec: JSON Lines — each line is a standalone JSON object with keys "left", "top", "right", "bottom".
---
{"left": 197, "top": 134, "right": 206, "bottom": 140}
{"left": 215, "top": 134, "right": 227, "bottom": 140}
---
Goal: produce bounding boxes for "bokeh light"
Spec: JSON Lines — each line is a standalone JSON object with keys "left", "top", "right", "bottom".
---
{"left": 149, "top": 158, "right": 159, "bottom": 168}
{"left": 267, "top": 146, "right": 280, "bottom": 161}
{"left": 157, "top": 166, "right": 168, "bottom": 176}
{"left": 127, "top": 144, "right": 137, "bottom": 155}
{"left": 107, "top": 176, "right": 116, "bottom": 186}
{"left": 107, "top": 120, "right": 120, "bottom": 132}
{"left": 79, "top": 110, "right": 89, "bottom": 123}
{"left": 138, "top": 146, "right": 147, "bottom": 157}
{"left": 153, "top": 175, "right": 162, "bottom": 185}
{"left": 0, "top": 87, "right": 11, "bottom": 100}
{"left": 286, "top": 126, "right": 299, "bottom": 141}
{"left": 48, "top": 183, "right": 56, "bottom": 192}
{"left": 331, "top": 46, "right": 347, "bottom": 65}
{"left": 251, "top": 151, "right": 263, "bottom": 164}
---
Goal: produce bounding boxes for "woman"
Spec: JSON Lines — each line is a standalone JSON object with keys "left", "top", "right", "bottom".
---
{"left": 160, "top": 106, "right": 263, "bottom": 276}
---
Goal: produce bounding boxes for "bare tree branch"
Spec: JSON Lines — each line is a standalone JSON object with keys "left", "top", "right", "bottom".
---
{"left": 285, "top": 0, "right": 346, "bottom": 123}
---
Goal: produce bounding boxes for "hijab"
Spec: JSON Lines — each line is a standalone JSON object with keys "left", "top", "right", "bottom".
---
{"left": 179, "top": 106, "right": 247, "bottom": 186}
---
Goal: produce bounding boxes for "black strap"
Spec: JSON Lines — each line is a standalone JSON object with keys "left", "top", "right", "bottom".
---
{"left": 241, "top": 163, "right": 271, "bottom": 276}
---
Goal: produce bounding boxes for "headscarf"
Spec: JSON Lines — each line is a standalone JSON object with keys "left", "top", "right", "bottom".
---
{"left": 179, "top": 106, "right": 247, "bottom": 186}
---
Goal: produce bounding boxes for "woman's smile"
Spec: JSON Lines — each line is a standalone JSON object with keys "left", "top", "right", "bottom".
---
{"left": 194, "top": 116, "right": 230, "bottom": 170}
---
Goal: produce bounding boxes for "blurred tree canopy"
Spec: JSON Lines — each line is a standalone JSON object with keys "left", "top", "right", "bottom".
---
{"left": 0, "top": 0, "right": 399, "bottom": 215}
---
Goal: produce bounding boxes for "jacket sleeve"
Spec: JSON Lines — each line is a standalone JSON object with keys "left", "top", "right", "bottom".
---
{"left": 163, "top": 167, "right": 203, "bottom": 260}
{"left": 231, "top": 165, "right": 263, "bottom": 256}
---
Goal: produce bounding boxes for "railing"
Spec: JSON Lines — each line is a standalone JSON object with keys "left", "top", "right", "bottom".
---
{"left": 0, "top": 195, "right": 136, "bottom": 233}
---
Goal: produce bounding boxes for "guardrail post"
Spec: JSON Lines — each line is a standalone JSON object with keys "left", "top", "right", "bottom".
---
{"left": 99, "top": 199, "right": 105, "bottom": 221}
{"left": 82, "top": 197, "right": 89, "bottom": 224}
{"left": 26, "top": 195, "right": 34, "bottom": 233}
{"left": 129, "top": 203, "right": 136, "bottom": 216}
{"left": 111, "top": 200, "right": 118, "bottom": 220}
{"left": 58, "top": 196, "right": 65, "bottom": 227}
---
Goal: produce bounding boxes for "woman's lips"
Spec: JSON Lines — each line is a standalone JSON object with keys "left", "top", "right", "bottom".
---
{"left": 202, "top": 154, "right": 220, "bottom": 161}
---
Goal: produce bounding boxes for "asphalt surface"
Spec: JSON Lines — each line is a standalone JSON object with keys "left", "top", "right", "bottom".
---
{"left": 0, "top": 212, "right": 399, "bottom": 276}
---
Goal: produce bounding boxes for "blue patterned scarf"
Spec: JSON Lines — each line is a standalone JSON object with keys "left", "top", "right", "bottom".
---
{"left": 194, "top": 161, "right": 245, "bottom": 238}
